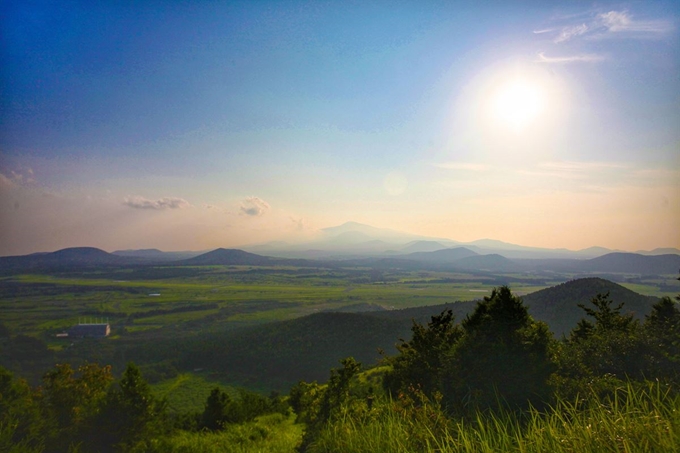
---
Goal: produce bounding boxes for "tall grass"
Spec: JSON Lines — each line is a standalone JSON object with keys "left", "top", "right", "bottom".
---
{"left": 308, "top": 382, "right": 680, "bottom": 453}
{"left": 131, "top": 413, "right": 303, "bottom": 453}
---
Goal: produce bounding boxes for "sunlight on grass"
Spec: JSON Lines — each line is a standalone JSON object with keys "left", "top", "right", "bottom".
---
{"left": 308, "top": 382, "right": 680, "bottom": 453}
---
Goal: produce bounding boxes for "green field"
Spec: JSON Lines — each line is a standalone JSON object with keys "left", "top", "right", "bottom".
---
{"left": 2, "top": 265, "right": 677, "bottom": 342}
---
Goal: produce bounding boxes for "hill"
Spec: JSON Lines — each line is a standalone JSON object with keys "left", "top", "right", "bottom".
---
{"left": 522, "top": 277, "right": 658, "bottom": 336}
{"left": 399, "top": 240, "right": 449, "bottom": 254}
{"left": 0, "top": 247, "right": 132, "bottom": 272}
{"left": 373, "top": 278, "right": 658, "bottom": 338}
{"left": 581, "top": 253, "right": 680, "bottom": 275}
{"left": 174, "top": 312, "right": 413, "bottom": 389}
{"left": 452, "top": 253, "right": 523, "bottom": 272}
{"left": 112, "top": 249, "right": 203, "bottom": 261}
{"left": 403, "top": 247, "right": 478, "bottom": 262}
{"left": 179, "top": 248, "right": 276, "bottom": 266}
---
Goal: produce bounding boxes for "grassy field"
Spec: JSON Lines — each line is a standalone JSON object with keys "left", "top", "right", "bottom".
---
{"left": 2, "top": 266, "right": 677, "bottom": 342}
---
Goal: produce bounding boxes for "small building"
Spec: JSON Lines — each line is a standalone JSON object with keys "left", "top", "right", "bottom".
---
{"left": 68, "top": 323, "right": 111, "bottom": 338}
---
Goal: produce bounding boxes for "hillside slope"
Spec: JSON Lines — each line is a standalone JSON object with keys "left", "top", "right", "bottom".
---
{"left": 175, "top": 312, "right": 413, "bottom": 389}
{"left": 0, "top": 247, "right": 133, "bottom": 273}
{"left": 522, "top": 277, "right": 658, "bottom": 336}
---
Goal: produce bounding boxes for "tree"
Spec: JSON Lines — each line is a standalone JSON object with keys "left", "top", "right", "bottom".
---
{"left": 384, "top": 310, "right": 462, "bottom": 399}
{"left": 0, "top": 367, "right": 44, "bottom": 452}
{"left": 556, "top": 292, "right": 652, "bottom": 398}
{"left": 201, "top": 387, "right": 231, "bottom": 431}
{"left": 643, "top": 296, "right": 680, "bottom": 382}
{"left": 40, "top": 362, "right": 113, "bottom": 451}
{"left": 97, "top": 363, "right": 166, "bottom": 450}
{"left": 298, "top": 357, "right": 361, "bottom": 452}
{"left": 443, "top": 286, "right": 556, "bottom": 412}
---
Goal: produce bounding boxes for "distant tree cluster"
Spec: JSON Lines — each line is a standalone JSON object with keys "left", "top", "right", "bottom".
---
{"left": 0, "top": 362, "right": 288, "bottom": 452}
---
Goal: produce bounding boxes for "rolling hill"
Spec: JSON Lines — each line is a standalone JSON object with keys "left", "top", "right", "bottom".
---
{"left": 174, "top": 312, "right": 414, "bottom": 389}
{"left": 403, "top": 247, "right": 478, "bottom": 262}
{"left": 522, "top": 277, "right": 659, "bottom": 336}
{"left": 179, "top": 248, "right": 275, "bottom": 266}
{"left": 0, "top": 247, "right": 133, "bottom": 272}
{"left": 581, "top": 253, "right": 680, "bottom": 275}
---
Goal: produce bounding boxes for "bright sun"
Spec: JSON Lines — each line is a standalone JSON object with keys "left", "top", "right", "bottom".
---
{"left": 491, "top": 78, "right": 545, "bottom": 132}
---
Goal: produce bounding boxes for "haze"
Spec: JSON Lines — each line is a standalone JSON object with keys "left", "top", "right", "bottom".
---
{"left": 1, "top": 1, "right": 679, "bottom": 256}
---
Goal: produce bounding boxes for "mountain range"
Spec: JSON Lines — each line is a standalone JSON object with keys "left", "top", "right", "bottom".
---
{"left": 243, "top": 221, "right": 678, "bottom": 260}
{"left": 1, "top": 221, "right": 678, "bottom": 275}
{"left": 1, "top": 244, "right": 679, "bottom": 277}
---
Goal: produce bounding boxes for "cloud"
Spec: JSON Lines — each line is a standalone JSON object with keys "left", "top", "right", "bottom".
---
{"left": 547, "top": 9, "right": 673, "bottom": 43}
{"left": 599, "top": 11, "right": 673, "bottom": 34}
{"left": 536, "top": 52, "right": 605, "bottom": 64}
{"left": 239, "top": 197, "right": 270, "bottom": 216}
{"left": 123, "top": 196, "right": 191, "bottom": 210}
{"left": 0, "top": 168, "right": 36, "bottom": 189}
{"left": 555, "top": 23, "right": 589, "bottom": 43}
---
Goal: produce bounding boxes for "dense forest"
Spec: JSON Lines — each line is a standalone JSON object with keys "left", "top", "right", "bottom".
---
{"left": 2, "top": 282, "right": 678, "bottom": 452}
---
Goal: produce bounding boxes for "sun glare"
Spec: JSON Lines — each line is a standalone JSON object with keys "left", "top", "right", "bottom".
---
{"left": 491, "top": 78, "right": 545, "bottom": 132}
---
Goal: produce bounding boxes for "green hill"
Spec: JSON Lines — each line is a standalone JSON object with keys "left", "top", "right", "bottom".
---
{"left": 174, "top": 312, "right": 413, "bottom": 390}
{"left": 522, "top": 277, "right": 658, "bottom": 336}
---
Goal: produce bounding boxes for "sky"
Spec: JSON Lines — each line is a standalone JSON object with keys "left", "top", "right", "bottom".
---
{"left": 1, "top": 0, "right": 679, "bottom": 256}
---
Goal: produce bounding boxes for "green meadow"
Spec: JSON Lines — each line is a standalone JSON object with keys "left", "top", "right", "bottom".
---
{"left": 2, "top": 265, "right": 676, "bottom": 342}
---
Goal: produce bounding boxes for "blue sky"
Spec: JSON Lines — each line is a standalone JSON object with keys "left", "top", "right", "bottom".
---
{"left": 1, "top": 1, "right": 678, "bottom": 255}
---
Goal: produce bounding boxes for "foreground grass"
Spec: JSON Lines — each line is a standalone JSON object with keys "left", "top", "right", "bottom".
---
{"left": 308, "top": 383, "right": 680, "bottom": 453}
{"left": 133, "top": 413, "right": 303, "bottom": 453}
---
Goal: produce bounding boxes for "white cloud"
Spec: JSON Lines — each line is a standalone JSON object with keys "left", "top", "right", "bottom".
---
{"left": 547, "top": 9, "right": 673, "bottom": 43}
{"left": 239, "top": 196, "right": 270, "bottom": 216}
{"left": 123, "top": 196, "right": 191, "bottom": 210}
{"left": 599, "top": 11, "right": 673, "bottom": 34}
{"left": 536, "top": 52, "right": 605, "bottom": 64}
{"left": 555, "top": 23, "right": 589, "bottom": 43}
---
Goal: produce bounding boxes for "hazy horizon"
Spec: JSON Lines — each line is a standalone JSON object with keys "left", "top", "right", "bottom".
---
{"left": 2, "top": 1, "right": 679, "bottom": 256}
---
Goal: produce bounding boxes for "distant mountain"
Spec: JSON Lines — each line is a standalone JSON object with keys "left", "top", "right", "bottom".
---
{"left": 179, "top": 248, "right": 275, "bottom": 266}
{"left": 321, "top": 221, "right": 421, "bottom": 241}
{"left": 237, "top": 220, "right": 677, "bottom": 260}
{"left": 582, "top": 253, "right": 680, "bottom": 275}
{"left": 517, "top": 253, "right": 680, "bottom": 275}
{"left": 453, "top": 254, "right": 524, "bottom": 272}
{"left": 575, "top": 246, "right": 617, "bottom": 257}
{"left": 403, "top": 247, "right": 478, "bottom": 262}
{"left": 178, "top": 248, "right": 332, "bottom": 268}
{"left": 522, "top": 278, "right": 658, "bottom": 336}
{"left": 399, "top": 240, "right": 449, "bottom": 254}
{"left": 112, "top": 249, "right": 204, "bottom": 261}
{"left": 0, "top": 247, "right": 132, "bottom": 272}
{"left": 636, "top": 248, "right": 680, "bottom": 256}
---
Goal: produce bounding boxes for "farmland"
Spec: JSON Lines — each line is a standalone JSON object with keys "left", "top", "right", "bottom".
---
{"left": 3, "top": 264, "right": 678, "bottom": 341}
